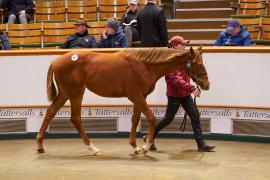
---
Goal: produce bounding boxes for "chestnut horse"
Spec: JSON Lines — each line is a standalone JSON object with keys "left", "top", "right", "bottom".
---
{"left": 36, "top": 47, "right": 210, "bottom": 155}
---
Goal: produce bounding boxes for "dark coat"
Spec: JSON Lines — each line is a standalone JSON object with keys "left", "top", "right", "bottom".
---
{"left": 1, "top": 0, "right": 34, "bottom": 16}
{"left": 0, "top": 34, "right": 11, "bottom": 50}
{"left": 61, "top": 31, "right": 97, "bottom": 49}
{"left": 98, "top": 27, "right": 128, "bottom": 48}
{"left": 137, "top": 2, "right": 168, "bottom": 47}
{"left": 119, "top": 9, "right": 139, "bottom": 28}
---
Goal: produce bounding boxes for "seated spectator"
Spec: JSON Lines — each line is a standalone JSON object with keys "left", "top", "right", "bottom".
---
{"left": 214, "top": 19, "right": 251, "bottom": 46}
{"left": 0, "top": 29, "right": 11, "bottom": 50}
{"left": 120, "top": 0, "right": 140, "bottom": 46}
{"left": 61, "top": 18, "right": 97, "bottom": 49}
{"left": 1, "top": 0, "right": 35, "bottom": 24}
{"left": 98, "top": 18, "right": 128, "bottom": 48}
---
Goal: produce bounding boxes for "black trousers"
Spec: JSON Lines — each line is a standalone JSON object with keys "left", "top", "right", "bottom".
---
{"left": 154, "top": 96, "right": 204, "bottom": 146}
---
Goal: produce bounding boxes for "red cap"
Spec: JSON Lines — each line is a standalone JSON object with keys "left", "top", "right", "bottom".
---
{"left": 169, "top": 36, "right": 190, "bottom": 47}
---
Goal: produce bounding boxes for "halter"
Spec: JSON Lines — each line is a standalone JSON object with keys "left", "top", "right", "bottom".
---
{"left": 186, "top": 56, "right": 208, "bottom": 84}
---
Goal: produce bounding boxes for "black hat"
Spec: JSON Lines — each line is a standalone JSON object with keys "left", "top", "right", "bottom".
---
{"left": 106, "top": 18, "right": 119, "bottom": 31}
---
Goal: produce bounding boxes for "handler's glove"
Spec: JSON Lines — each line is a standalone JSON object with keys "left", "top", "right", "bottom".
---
{"left": 193, "top": 88, "right": 201, "bottom": 97}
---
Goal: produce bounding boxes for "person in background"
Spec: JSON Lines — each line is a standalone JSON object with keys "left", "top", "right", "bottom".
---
{"left": 0, "top": 29, "right": 11, "bottom": 50}
{"left": 136, "top": 0, "right": 168, "bottom": 47}
{"left": 144, "top": 36, "right": 215, "bottom": 152}
{"left": 1, "top": 0, "right": 34, "bottom": 24}
{"left": 120, "top": 0, "right": 140, "bottom": 47}
{"left": 61, "top": 18, "right": 97, "bottom": 49}
{"left": 214, "top": 19, "right": 251, "bottom": 46}
{"left": 98, "top": 18, "right": 128, "bottom": 48}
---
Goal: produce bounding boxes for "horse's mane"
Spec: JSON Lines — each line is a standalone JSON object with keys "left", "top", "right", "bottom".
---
{"left": 121, "top": 48, "right": 188, "bottom": 64}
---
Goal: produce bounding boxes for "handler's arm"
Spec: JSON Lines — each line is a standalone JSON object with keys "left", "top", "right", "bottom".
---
{"left": 167, "top": 72, "right": 196, "bottom": 93}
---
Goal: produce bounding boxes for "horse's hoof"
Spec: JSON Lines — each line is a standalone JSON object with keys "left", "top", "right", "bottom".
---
{"left": 37, "top": 148, "right": 45, "bottom": 153}
{"left": 93, "top": 150, "right": 102, "bottom": 156}
{"left": 133, "top": 147, "right": 141, "bottom": 155}
{"left": 134, "top": 149, "right": 141, "bottom": 155}
{"left": 141, "top": 148, "right": 148, "bottom": 155}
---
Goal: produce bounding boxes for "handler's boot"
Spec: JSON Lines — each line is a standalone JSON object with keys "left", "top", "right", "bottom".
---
{"left": 192, "top": 120, "right": 215, "bottom": 152}
{"left": 197, "top": 141, "right": 215, "bottom": 152}
{"left": 143, "top": 135, "right": 157, "bottom": 151}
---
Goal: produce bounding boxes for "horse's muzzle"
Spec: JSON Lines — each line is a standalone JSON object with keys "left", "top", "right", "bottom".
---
{"left": 200, "top": 81, "right": 210, "bottom": 90}
{"left": 204, "top": 84, "right": 210, "bottom": 90}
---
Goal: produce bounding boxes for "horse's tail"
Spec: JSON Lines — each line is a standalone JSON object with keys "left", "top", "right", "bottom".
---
{"left": 47, "top": 62, "right": 57, "bottom": 102}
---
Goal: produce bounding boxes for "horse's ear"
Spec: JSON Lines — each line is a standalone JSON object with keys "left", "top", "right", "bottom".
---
{"left": 197, "top": 45, "right": 202, "bottom": 51}
{"left": 189, "top": 46, "right": 194, "bottom": 55}
{"left": 189, "top": 46, "right": 196, "bottom": 61}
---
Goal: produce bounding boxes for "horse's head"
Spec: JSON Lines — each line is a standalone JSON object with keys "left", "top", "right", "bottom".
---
{"left": 186, "top": 46, "right": 210, "bottom": 90}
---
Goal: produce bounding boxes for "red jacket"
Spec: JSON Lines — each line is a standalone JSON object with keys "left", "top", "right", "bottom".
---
{"left": 165, "top": 70, "right": 196, "bottom": 98}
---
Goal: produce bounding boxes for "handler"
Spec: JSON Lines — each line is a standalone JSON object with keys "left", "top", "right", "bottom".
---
{"left": 144, "top": 36, "right": 215, "bottom": 152}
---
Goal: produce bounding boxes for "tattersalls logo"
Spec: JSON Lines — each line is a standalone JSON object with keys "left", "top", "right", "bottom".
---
{"left": 0, "top": 109, "right": 35, "bottom": 117}
{"left": 94, "top": 108, "right": 133, "bottom": 116}
{"left": 92, "top": 108, "right": 179, "bottom": 117}
{"left": 199, "top": 109, "right": 233, "bottom": 117}
{"left": 243, "top": 110, "right": 270, "bottom": 119}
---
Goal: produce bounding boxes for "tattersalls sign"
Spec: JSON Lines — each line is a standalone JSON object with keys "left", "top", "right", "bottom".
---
{"left": 200, "top": 109, "right": 232, "bottom": 117}
{"left": 242, "top": 110, "right": 270, "bottom": 119}
{"left": 0, "top": 106, "right": 270, "bottom": 136}
{"left": 0, "top": 109, "right": 35, "bottom": 117}
{"left": 0, "top": 107, "right": 269, "bottom": 120}
{"left": 93, "top": 108, "right": 168, "bottom": 117}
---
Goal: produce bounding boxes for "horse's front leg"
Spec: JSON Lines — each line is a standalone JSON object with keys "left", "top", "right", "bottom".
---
{"left": 131, "top": 96, "right": 155, "bottom": 155}
{"left": 36, "top": 96, "right": 67, "bottom": 153}
{"left": 129, "top": 106, "right": 141, "bottom": 154}
{"left": 141, "top": 110, "right": 156, "bottom": 154}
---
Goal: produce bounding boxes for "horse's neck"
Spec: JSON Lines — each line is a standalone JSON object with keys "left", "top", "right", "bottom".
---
{"left": 150, "top": 55, "right": 188, "bottom": 80}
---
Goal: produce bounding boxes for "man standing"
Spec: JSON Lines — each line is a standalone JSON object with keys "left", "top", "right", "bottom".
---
{"left": 61, "top": 18, "right": 97, "bottom": 49}
{"left": 137, "top": 0, "right": 168, "bottom": 47}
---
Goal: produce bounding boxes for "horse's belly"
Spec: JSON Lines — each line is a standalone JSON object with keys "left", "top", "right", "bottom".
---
{"left": 85, "top": 84, "right": 125, "bottom": 98}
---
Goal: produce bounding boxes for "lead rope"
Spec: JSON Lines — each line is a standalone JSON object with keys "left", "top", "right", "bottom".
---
{"left": 180, "top": 86, "right": 201, "bottom": 132}
{"left": 179, "top": 110, "right": 187, "bottom": 132}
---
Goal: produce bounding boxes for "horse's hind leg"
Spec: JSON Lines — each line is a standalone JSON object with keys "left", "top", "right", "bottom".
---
{"left": 129, "top": 106, "right": 141, "bottom": 154}
{"left": 36, "top": 95, "right": 67, "bottom": 153}
{"left": 69, "top": 95, "right": 102, "bottom": 156}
